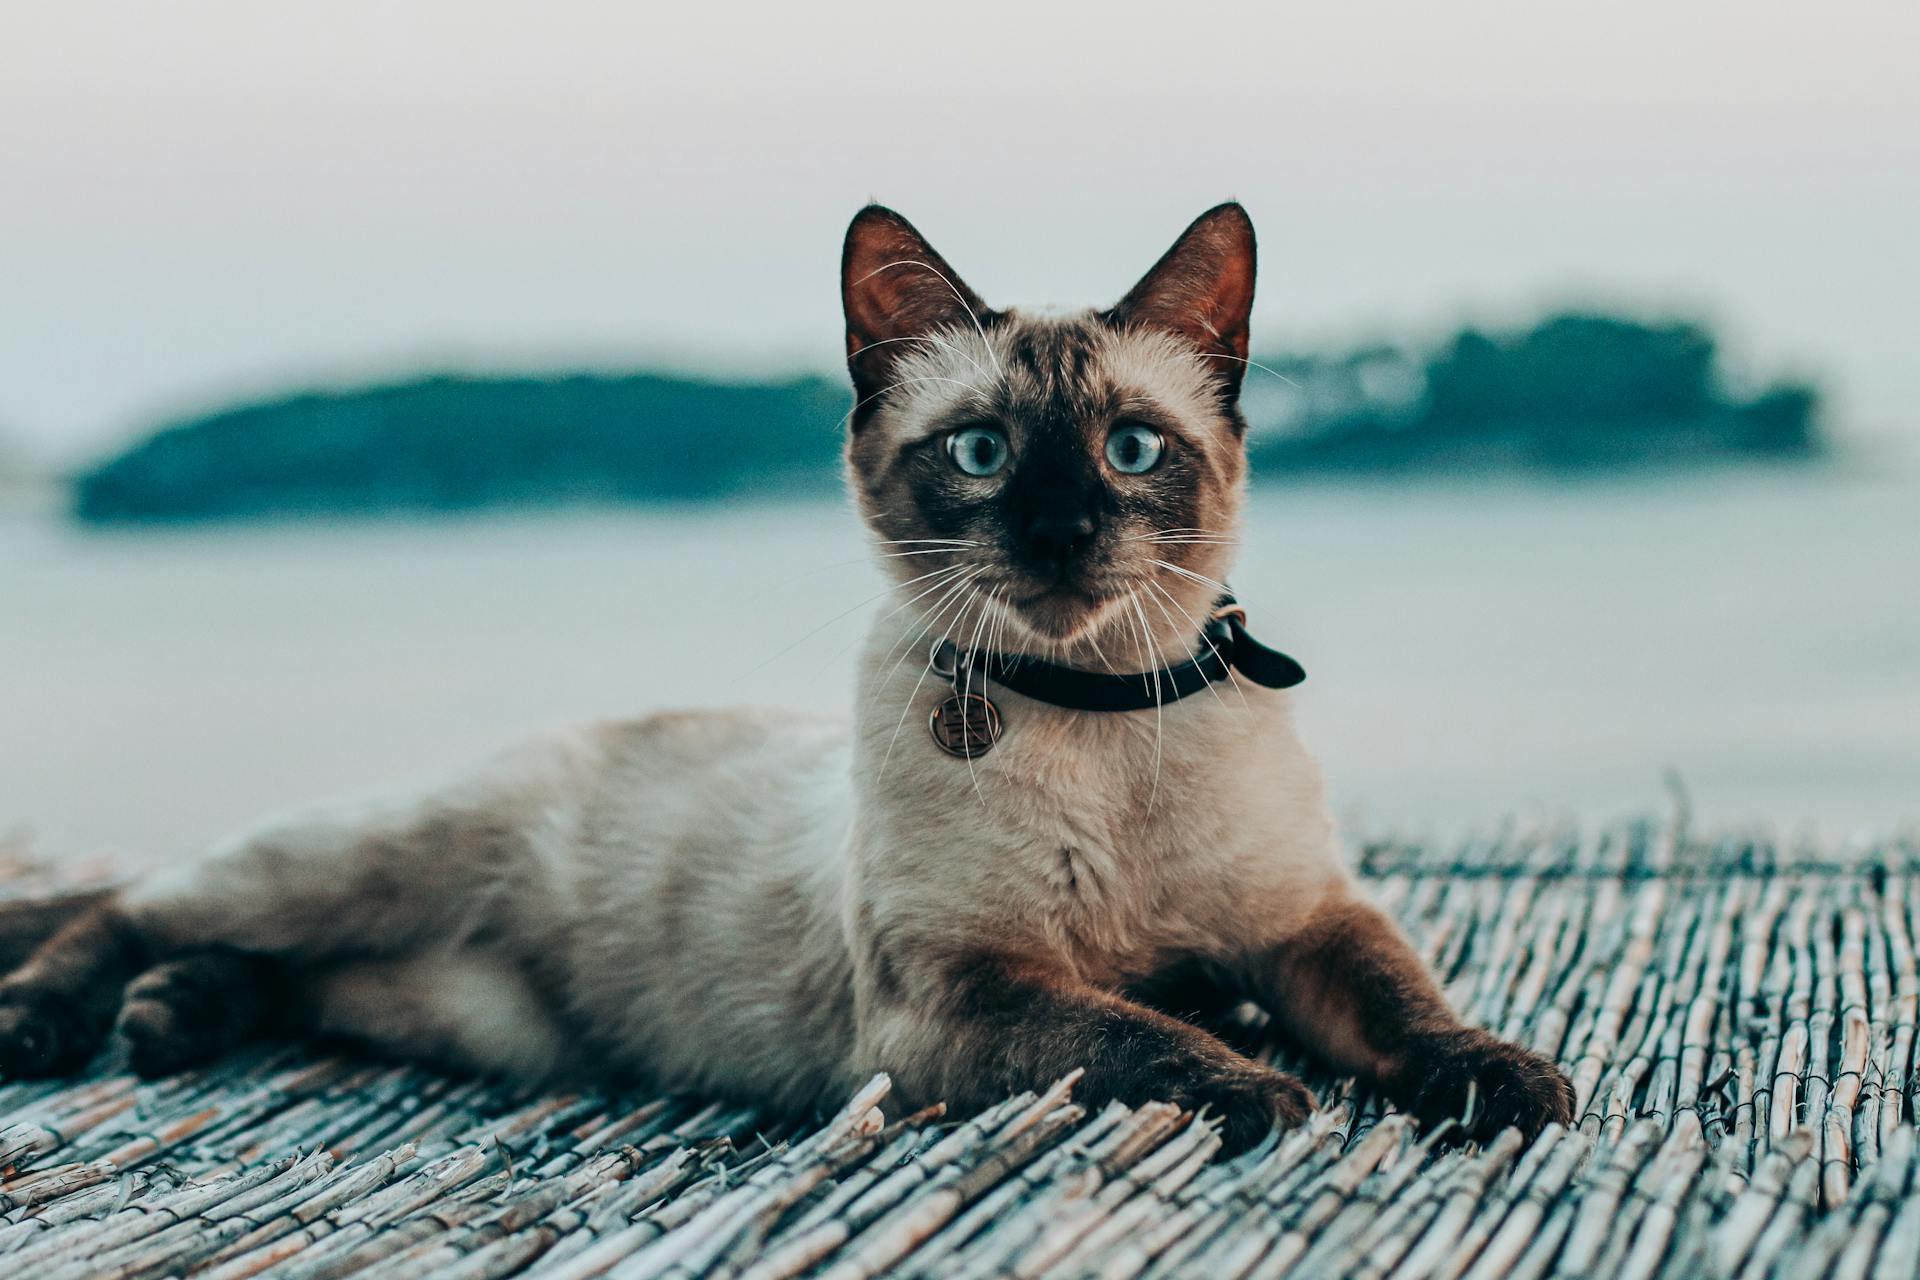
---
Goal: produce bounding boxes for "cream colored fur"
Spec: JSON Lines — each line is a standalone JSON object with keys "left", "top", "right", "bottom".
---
{"left": 118, "top": 315, "right": 1362, "bottom": 1118}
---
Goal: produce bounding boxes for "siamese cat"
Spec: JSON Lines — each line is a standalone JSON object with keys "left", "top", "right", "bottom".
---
{"left": 0, "top": 204, "right": 1572, "bottom": 1155}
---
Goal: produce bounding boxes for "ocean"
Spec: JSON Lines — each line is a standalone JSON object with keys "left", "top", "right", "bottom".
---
{"left": 4, "top": 462, "right": 1916, "bottom": 865}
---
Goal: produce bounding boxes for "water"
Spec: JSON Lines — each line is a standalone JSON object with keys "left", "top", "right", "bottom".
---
{"left": 3, "top": 465, "right": 1916, "bottom": 865}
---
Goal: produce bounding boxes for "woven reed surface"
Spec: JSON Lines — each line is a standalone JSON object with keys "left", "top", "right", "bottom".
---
{"left": 5, "top": 822, "right": 1919, "bottom": 1279}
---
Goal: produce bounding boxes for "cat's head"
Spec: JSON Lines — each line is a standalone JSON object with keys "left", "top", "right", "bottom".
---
{"left": 841, "top": 203, "right": 1256, "bottom": 656}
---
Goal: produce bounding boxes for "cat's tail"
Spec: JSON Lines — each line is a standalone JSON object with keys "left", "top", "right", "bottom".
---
{"left": 0, "top": 888, "right": 115, "bottom": 974}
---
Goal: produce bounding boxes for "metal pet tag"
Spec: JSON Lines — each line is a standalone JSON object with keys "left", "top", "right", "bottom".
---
{"left": 927, "top": 641, "right": 1003, "bottom": 758}
{"left": 930, "top": 692, "right": 1002, "bottom": 758}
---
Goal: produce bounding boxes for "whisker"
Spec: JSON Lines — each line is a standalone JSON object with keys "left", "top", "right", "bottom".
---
{"left": 1148, "top": 557, "right": 1231, "bottom": 595}
{"left": 1120, "top": 526, "right": 1240, "bottom": 556}
{"left": 867, "top": 566, "right": 985, "bottom": 708}
{"left": 1140, "top": 581, "right": 1229, "bottom": 712}
{"left": 843, "top": 332, "right": 994, "bottom": 382}
{"left": 1127, "top": 535, "right": 1238, "bottom": 544}
{"left": 985, "top": 582, "right": 1009, "bottom": 663}
{"left": 837, "top": 374, "right": 990, "bottom": 434}
{"left": 1120, "top": 527, "right": 1234, "bottom": 541}
{"left": 737, "top": 562, "right": 967, "bottom": 681}
{"left": 1195, "top": 351, "right": 1303, "bottom": 389}
{"left": 874, "top": 547, "right": 984, "bottom": 560}
{"left": 1146, "top": 578, "right": 1250, "bottom": 713}
{"left": 960, "top": 585, "right": 998, "bottom": 809}
{"left": 866, "top": 563, "right": 976, "bottom": 634}
{"left": 852, "top": 260, "right": 1003, "bottom": 377}
{"left": 812, "top": 561, "right": 977, "bottom": 674}
{"left": 1132, "top": 541, "right": 1237, "bottom": 551}
{"left": 1126, "top": 589, "right": 1166, "bottom": 817}
{"left": 1114, "top": 587, "right": 1146, "bottom": 685}
{"left": 871, "top": 538, "right": 982, "bottom": 547}
{"left": 785, "top": 545, "right": 974, "bottom": 584}
{"left": 873, "top": 570, "right": 986, "bottom": 783}
{"left": 1080, "top": 619, "right": 1121, "bottom": 675}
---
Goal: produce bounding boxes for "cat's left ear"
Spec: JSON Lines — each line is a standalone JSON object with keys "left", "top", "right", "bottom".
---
{"left": 842, "top": 205, "right": 994, "bottom": 411}
{"left": 1108, "top": 202, "right": 1257, "bottom": 399}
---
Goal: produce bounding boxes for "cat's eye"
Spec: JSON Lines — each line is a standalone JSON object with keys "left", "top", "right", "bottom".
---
{"left": 947, "top": 426, "right": 1010, "bottom": 477}
{"left": 1105, "top": 423, "right": 1165, "bottom": 474}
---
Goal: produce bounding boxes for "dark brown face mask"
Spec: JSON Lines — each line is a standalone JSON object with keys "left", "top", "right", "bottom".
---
{"left": 925, "top": 594, "right": 1306, "bottom": 759}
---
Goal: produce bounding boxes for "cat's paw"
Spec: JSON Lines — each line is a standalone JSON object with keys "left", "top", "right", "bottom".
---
{"left": 1175, "top": 1064, "right": 1316, "bottom": 1157}
{"left": 117, "top": 963, "right": 223, "bottom": 1077}
{"left": 116, "top": 950, "right": 291, "bottom": 1077}
{"left": 1393, "top": 1028, "right": 1573, "bottom": 1143}
{"left": 0, "top": 985, "right": 110, "bottom": 1077}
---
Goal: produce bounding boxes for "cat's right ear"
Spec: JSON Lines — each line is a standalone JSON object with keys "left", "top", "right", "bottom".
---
{"left": 1108, "top": 203, "right": 1257, "bottom": 400}
{"left": 842, "top": 206, "right": 994, "bottom": 410}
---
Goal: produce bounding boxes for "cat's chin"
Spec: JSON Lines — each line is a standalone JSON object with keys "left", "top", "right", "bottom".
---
{"left": 1003, "top": 589, "right": 1121, "bottom": 647}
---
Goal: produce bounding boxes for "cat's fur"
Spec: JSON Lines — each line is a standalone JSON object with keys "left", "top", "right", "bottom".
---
{"left": 0, "top": 204, "right": 1573, "bottom": 1154}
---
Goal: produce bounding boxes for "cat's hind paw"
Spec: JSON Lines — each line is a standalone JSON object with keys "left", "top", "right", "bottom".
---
{"left": 117, "top": 950, "right": 293, "bottom": 1078}
{"left": 0, "top": 986, "right": 111, "bottom": 1077}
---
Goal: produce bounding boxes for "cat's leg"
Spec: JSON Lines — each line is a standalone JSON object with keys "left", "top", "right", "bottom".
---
{"left": 0, "top": 889, "right": 113, "bottom": 972}
{"left": 121, "top": 796, "right": 536, "bottom": 963}
{"left": 0, "top": 893, "right": 299, "bottom": 1075}
{"left": 0, "top": 914, "right": 308, "bottom": 1078}
{"left": 1240, "top": 895, "right": 1573, "bottom": 1142}
{"left": 308, "top": 949, "right": 565, "bottom": 1080}
{"left": 0, "top": 902, "right": 149, "bottom": 1075}
{"left": 0, "top": 781, "right": 557, "bottom": 1077}
{"left": 861, "top": 955, "right": 1314, "bottom": 1156}
{"left": 1125, "top": 958, "right": 1269, "bottom": 1058}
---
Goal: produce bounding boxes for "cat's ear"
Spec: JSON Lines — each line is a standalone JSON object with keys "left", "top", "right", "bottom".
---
{"left": 1108, "top": 202, "right": 1257, "bottom": 399}
{"left": 842, "top": 205, "right": 993, "bottom": 408}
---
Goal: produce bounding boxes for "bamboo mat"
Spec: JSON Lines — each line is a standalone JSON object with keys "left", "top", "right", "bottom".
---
{"left": 4, "top": 820, "right": 1918, "bottom": 1279}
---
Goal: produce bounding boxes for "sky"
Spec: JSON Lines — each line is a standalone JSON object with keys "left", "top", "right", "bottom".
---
{"left": 2, "top": 1, "right": 1916, "bottom": 464}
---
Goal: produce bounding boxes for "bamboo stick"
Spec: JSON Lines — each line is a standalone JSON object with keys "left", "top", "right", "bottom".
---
{"left": 6, "top": 827, "right": 1920, "bottom": 1278}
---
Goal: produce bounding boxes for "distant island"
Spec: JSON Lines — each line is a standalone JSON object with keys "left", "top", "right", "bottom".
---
{"left": 1247, "top": 313, "right": 1818, "bottom": 474}
{"left": 73, "top": 312, "right": 1821, "bottom": 524}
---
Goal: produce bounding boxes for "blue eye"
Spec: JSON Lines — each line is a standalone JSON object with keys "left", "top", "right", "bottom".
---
{"left": 947, "top": 426, "right": 1009, "bottom": 477}
{"left": 1105, "top": 423, "right": 1165, "bottom": 474}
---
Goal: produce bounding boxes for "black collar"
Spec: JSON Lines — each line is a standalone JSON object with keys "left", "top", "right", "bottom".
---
{"left": 934, "top": 595, "right": 1305, "bottom": 714}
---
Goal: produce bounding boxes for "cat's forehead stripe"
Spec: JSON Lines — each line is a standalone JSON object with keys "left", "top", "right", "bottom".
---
{"left": 883, "top": 314, "right": 1224, "bottom": 443}
{"left": 999, "top": 322, "right": 1104, "bottom": 426}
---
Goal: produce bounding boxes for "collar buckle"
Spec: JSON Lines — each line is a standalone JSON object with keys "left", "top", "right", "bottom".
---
{"left": 928, "top": 639, "right": 959, "bottom": 681}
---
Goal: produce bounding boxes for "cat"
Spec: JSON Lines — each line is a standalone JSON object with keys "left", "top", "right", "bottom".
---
{"left": 0, "top": 203, "right": 1573, "bottom": 1155}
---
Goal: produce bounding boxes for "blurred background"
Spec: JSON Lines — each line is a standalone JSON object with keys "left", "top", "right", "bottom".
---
{"left": 3, "top": 2, "right": 1915, "bottom": 864}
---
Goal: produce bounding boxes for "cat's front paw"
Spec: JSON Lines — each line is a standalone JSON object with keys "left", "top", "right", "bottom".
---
{"left": 1393, "top": 1028, "right": 1573, "bottom": 1143}
{"left": 1175, "top": 1064, "right": 1316, "bottom": 1157}
{"left": 0, "top": 986, "right": 110, "bottom": 1077}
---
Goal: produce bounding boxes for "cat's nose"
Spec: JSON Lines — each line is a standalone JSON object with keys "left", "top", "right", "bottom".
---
{"left": 1025, "top": 512, "right": 1097, "bottom": 570}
